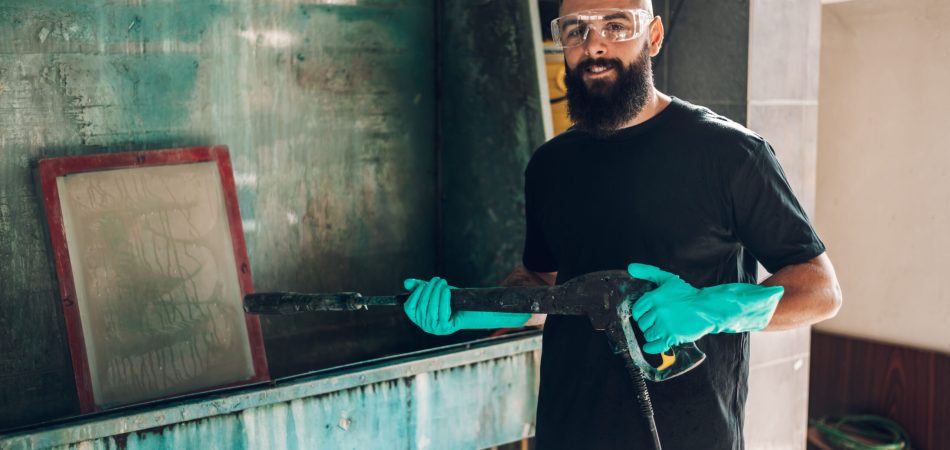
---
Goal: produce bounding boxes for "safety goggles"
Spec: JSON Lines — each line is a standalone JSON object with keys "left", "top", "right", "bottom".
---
{"left": 550, "top": 8, "right": 654, "bottom": 49}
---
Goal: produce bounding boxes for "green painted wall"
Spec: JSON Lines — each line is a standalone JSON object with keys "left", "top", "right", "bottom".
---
{"left": 0, "top": 0, "right": 548, "bottom": 431}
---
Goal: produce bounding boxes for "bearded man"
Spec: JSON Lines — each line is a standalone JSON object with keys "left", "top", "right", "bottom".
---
{"left": 403, "top": 0, "right": 842, "bottom": 448}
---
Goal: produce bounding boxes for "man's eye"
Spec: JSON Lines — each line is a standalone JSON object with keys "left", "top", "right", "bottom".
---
{"left": 605, "top": 23, "right": 630, "bottom": 33}
{"left": 565, "top": 26, "right": 585, "bottom": 38}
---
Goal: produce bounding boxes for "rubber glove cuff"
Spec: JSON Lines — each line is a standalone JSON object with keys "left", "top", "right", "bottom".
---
{"left": 700, "top": 283, "right": 784, "bottom": 333}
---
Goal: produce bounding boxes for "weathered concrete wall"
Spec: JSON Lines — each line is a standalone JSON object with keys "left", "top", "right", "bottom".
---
{"left": 0, "top": 0, "right": 439, "bottom": 429}
{"left": 744, "top": 0, "right": 823, "bottom": 447}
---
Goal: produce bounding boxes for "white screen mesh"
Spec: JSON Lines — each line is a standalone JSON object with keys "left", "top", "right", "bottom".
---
{"left": 57, "top": 161, "right": 254, "bottom": 408}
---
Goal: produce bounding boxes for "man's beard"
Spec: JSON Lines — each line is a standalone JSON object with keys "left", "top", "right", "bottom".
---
{"left": 564, "top": 46, "right": 653, "bottom": 138}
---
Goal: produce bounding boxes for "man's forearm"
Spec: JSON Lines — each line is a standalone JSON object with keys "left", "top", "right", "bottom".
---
{"left": 501, "top": 265, "right": 556, "bottom": 287}
{"left": 501, "top": 266, "right": 556, "bottom": 327}
{"left": 760, "top": 253, "right": 842, "bottom": 331}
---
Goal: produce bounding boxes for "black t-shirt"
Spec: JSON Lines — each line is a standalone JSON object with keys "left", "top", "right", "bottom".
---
{"left": 523, "top": 97, "right": 826, "bottom": 449}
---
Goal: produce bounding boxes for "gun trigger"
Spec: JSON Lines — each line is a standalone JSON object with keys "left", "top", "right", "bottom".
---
{"left": 658, "top": 350, "right": 676, "bottom": 371}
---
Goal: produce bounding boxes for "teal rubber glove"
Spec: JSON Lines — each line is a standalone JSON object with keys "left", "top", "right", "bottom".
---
{"left": 627, "top": 263, "right": 784, "bottom": 354}
{"left": 403, "top": 277, "right": 532, "bottom": 335}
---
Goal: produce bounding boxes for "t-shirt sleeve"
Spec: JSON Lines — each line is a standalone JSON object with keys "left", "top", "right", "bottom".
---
{"left": 730, "top": 141, "right": 826, "bottom": 274}
{"left": 522, "top": 163, "right": 558, "bottom": 273}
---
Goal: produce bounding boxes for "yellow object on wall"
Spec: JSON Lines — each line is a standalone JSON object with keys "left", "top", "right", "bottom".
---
{"left": 544, "top": 41, "right": 573, "bottom": 135}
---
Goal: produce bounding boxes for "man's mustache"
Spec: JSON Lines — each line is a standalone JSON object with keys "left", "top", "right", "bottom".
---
{"left": 572, "top": 57, "right": 624, "bottom": 74}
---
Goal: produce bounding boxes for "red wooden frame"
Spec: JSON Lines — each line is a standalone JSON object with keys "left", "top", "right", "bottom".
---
{"left": 38, "top": 145, "right": 269, "bottom": 412}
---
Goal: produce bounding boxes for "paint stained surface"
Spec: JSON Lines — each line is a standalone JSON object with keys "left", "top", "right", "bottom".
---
{"left": 56, "top": 162, "right": 254, "bottom": 408}
{"left": 0, "top": 336, "right": 542, "bottom": 450}
{"left": 0, "top": 0, "right": 436, "bottom": 428}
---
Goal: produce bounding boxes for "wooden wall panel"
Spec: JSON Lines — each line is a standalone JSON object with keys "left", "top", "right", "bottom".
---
{"left": 933, "top": 354, "right": 949, "bottom": 449}
{"left": 810, "top": 331, "right": 947, "bottom": 449}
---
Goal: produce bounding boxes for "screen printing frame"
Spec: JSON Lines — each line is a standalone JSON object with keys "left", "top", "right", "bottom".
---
{"left": 38, "top": 145, "right": 269, "bottom": 413}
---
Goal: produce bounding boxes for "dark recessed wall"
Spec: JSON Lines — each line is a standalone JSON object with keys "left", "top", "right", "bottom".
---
{"left": 441, "top": 0, "right": 549, "bottom": 288}
{"left": 653, "top": 0, "right": 749, "bottom": 125}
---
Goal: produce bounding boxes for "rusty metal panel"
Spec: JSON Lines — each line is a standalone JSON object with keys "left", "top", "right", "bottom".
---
{"left": 0, "top": 335, "right": 541, "bottom": 450}
{"left": 0, "top": 0, "right": 435, "bottom": 428}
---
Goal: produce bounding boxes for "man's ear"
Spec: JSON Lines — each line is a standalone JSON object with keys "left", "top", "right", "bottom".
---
{"left": 649, "top": 16, "right": 665, "bottom": 57}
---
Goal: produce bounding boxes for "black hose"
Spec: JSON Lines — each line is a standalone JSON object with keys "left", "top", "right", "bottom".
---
{"left": 625, "top": 355, "right": 662, "bottom": 449}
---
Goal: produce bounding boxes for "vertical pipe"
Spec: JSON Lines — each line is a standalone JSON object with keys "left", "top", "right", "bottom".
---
{"left": 433, "top": 0, "right": 445, "bottom": 276}
{"left": 528, "top": 0, "right": 555, "bottom": 140}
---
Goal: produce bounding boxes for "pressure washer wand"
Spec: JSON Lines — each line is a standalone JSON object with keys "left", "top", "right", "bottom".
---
{"left": 245, "top": 270, "right": 705, "bottom": 450}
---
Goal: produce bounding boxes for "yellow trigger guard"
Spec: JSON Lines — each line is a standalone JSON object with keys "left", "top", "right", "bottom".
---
{"left": 658, "top": 351, "right": 676, "bottom": 371}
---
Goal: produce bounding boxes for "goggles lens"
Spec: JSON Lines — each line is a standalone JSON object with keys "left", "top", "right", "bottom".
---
{"left": 551, "top": 9, "right": 652, "bottom": 48}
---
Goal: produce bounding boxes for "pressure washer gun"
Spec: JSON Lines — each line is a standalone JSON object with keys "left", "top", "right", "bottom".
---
{"left": 244, "top": 270, "right": 706, "bottom": 449}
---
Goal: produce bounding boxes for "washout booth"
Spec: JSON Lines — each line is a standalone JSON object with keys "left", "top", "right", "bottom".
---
{"left": 0, "top": 0, "right": 549, "bottom": 448}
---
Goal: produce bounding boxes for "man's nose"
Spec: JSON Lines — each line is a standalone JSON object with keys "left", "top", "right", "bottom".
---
{"left": 582, "top": 28, "right": 609, "bottom": 56}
